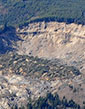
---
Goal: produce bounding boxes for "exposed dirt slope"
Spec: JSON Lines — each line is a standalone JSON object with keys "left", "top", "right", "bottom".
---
{"left": 17, "top": 22, "right": 85, "bottom": 73}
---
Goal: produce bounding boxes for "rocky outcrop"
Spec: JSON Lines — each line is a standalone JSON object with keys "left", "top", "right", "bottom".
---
{"left": 0, "top": 21, "right": 85, "bottom": 108}
{"left": 0, "top": 73, "right": 85, "bottom": 108}
{"left": 0, "top": 52, "right": 84, "bottom": 108}
{"left": 17, "top": 22, "right": 85, "bottom": 73}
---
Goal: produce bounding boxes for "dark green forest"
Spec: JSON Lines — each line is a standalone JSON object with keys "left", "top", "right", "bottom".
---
{"left": 12, "top": 93, "right": 82, "bottom": 109}
{"left": 0, "top": 0, "right": 85, "bottom": 27}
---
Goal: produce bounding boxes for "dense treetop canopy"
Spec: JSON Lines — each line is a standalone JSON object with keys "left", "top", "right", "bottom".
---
{"left": 0, "top": 0, "right": 85, "bottom": 26}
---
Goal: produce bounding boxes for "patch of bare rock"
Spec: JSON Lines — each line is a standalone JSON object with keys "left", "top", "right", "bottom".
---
{"left": 0, "top": 72, "right": 85, "bottom": 108}
{"left": 16, "top": 22, "right": 85, "bottom": 73}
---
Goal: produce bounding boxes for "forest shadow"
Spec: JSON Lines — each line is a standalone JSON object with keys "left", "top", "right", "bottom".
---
{"left": 19, "top": 17, "right": 85, "bottom": 28}
{"left": 0, "top": 26, "right": 22, "bottom": 54}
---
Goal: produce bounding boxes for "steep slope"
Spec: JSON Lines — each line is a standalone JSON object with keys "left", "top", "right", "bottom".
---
{"left": 0, "top": 52, "right": 84, "bottom": 108}
{"left": 0, "top": 26, "right": 21, "bottom": 54}
{"left": 17, "top": 22, "right": 85, "bottom": 73}
{"left": 0, "top": 21, "right": 85, "bottom": 108}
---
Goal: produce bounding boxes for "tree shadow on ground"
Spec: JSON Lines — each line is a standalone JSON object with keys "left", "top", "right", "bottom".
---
{"left": 0, "top": 25, "right": 22, "bottom": 54}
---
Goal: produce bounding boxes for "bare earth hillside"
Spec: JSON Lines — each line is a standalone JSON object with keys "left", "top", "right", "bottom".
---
{"left": 0, "top": 22, "right": 85, "bottom": 108}
{"left": 17, "top": 22, "right": 85, "bottom": 73}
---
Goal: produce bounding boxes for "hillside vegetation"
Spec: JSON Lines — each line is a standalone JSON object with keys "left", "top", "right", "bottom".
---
{"left": 0, "top": 52, "right": 80, "bottom": 78}
{"left": 0, "top": 52, "right": 84, "bottom": 108}
{"left": 0, "top": 0, "right": 85, "bottom": 26}
{"left": 13, "top": 93, "right": 81, "bottom": 109}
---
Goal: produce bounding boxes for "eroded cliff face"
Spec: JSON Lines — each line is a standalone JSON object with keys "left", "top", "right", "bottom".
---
{"left": 17, "top": 22, "right": 85, "bottom": 73}
{"left": 0, "top": 22, "right": 85, "bottom": 108}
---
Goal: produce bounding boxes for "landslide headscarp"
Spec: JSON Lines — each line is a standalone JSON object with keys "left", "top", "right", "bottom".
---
{"left": 16, "top": 22, "right": 85, "bottom": 73}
